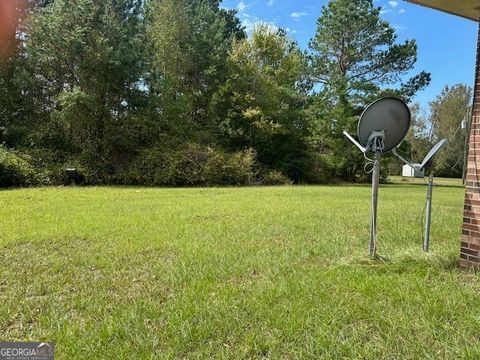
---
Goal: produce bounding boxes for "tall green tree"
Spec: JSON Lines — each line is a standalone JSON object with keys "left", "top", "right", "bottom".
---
{"left": 308, "top": 0, "right": 430, "bottom": 181}
{"left": 0, "top": 0, "right": 49, "bottom": 148}
{"left": 429, "top": 84, "right": 472, "bottom": 177}
{"left": 25, "top": 0, "right": 146, "bottom": 164}
{"left": 147, "top": 0, "right": 244, "bottom": 142}
{"left": 310, "top": 0, "right": 429, "bottom": 103}
{"left": 212, "top": 24, "right": 309, "bottom": 180}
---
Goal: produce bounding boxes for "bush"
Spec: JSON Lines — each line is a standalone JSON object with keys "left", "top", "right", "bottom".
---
{"left": 116, "top": 144, "right": 258, "bottom": 187}
{"left": 0, "top": 147, "right": 43, "bottom": 187}
{"left": 262, "top": 170, "right": 293, "bottom": 186}
{"left": 222, "top": 148, "right": 257, "bottom": 185}
{"left": 298, "top": 152, "right": 333, "bottom": 184}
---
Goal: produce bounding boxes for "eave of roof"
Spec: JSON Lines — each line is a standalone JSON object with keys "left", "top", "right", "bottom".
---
{"left": 405, "top": 0, "right": 479, "bottom": 21}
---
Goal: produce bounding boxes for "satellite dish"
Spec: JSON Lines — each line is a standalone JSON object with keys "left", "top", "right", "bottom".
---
{"left": 343, "top": 98, "right": 446, "bottom": 257}
{"left": 419, "top": 139, "right": 447, "bottom": 171}
{"left": 391, "top": 138, "right": 447, "bottom": 252}
{"left": 343, "top": 97, "right": 412, "bottom": 258}
{"left": 358, "top": 97, "right": 411, "bottom": 153}
{"left": 420, "top": 139, "right": 446, "bottom": 252}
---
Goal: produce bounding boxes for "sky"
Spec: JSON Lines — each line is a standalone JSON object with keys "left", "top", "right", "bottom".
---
{"left": 221, "top": 0, "right": 478, "bottom": 113}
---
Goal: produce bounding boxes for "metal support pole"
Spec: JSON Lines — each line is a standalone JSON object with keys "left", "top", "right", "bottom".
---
{"left": 424, "top": 171, "right": 434, "bottom": 252}
{"left": 370, "top": 152, "right": 381, "bottom": 258}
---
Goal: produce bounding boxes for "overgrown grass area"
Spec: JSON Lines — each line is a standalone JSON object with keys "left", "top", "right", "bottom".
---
{"left": 0, "top": 184, "right": 478, "bottom": 359}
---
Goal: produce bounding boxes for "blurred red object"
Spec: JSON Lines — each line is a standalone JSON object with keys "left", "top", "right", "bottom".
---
{"left": 0, "top": 0, "right": 21, "bottom": 60}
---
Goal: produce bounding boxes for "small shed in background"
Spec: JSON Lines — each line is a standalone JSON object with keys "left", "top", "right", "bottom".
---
{"left": 402, "top": 164, "right": 424, "bottom": 178}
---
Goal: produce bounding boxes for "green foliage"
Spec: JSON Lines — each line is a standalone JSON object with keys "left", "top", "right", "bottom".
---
{"left": 117, "top": 143, "right": 257, "bottom": 186}
{"left": 429, "top": 84, "right": 472, "bottom": 178}
{"left": 51, "top": 87, "right": 97, "bottom": 151}
{"left": 0, "top": 0, "right": 434, "bottom": 186}
{"left": 309, "top": 0, "right": 429, "bottom": 102}
{"left": 0, "top": 146, "right": 43, "bottom": 187}
{"left": 147, "top": 0, "right": 243, "bottom": 140}
{"left": 406, "top": 103, "right": 433, "bottom": 161}
{"left": 262, "top": 170, "right": 293, "bottom": 186}
{"left": 213, "top": 25, "right": 309, "bottom": 181}
{"left": 26, "top": 0, "right": 146, "bottom": 155}
{"left": 308, "top": 0, "right": 430, "bottom": 182}
{"left": 0, "top": 49, "right": 41, "bottom": 148}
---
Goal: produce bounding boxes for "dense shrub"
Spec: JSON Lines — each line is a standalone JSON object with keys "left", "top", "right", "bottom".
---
{"left": 115, "top": 144, "right": 258, "bottom": 187}
{"left": 0, "top": 147, "right": 43, "bottom": 187}
{"left": 262, "top": 170, "right": 293, "bottom": 186}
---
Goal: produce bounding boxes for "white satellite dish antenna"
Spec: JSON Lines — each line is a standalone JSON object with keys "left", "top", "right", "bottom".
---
{"left": 344, "top": 97, "right": 411, "bottom": 258}
{"left": 393, "top": 139, "right": 447, "bottom": 252}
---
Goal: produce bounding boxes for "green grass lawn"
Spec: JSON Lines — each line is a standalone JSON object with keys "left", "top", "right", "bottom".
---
{"left": 389, "top": 175, "right": 464, "bottom": 187}
{"left": 0, "top": 184, "right": 478, "bottom": 359}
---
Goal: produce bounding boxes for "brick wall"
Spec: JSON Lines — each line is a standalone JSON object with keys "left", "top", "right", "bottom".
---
{"left": 461, "top": 23, "right": 480, "bottom": 268}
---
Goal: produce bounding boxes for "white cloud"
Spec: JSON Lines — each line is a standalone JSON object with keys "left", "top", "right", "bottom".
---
{"left": 291, "top": 11, "right": 308, "bottom": 19}
{"left": 234, "top": 1, "right": 286, "bottom": 35}
{"left": 388, "top": 1, "right": 398, "bottom": 7}
{"left": 398, "top": 8, "right": 406, "bottom": 14}
{"left": 237, "top": 0, "right": 247, "bottom": 12}
{"left": 238, "top": 15, "right": 278, "bottom": 34}
{"left": 380, "top": 8, "right": 392, "bottom": 15}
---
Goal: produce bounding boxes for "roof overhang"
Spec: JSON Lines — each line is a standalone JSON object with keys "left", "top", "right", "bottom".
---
{"left": 406, "top": 0, "right": 480, "bottom": 21}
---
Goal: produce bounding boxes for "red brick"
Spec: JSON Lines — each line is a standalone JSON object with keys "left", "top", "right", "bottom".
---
{"left": 463, "top": 224, "right": 480, "bottom": 232}
{"left": 460, "top": 24, "right": 480, "bottom": 269}
{"left": 461, "top": 247, "right": 479, "bottom": 257}
{"left": 462, "top": 235, "right": 480, "bottom": 246}
{"left": 463, "top": 205, "right": 480, "bottom": 214}
{"left": 465, "top": 192, "right": 480, "bottom": 200}
{"left": 464, "top": 210, "right": 478, "bottom": 217}
{"left": 460, "top": 259, "right": 480, "bottom": 269}
{"left": 465, "top": 199, "right": 480, "bottom": 206}
{"left": 470, "top": 243, "right": 480, "bottom": 251}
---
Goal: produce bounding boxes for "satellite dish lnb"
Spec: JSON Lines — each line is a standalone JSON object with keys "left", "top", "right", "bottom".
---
{"left": 358, "top": 97, "right": 411, "bottom": 153}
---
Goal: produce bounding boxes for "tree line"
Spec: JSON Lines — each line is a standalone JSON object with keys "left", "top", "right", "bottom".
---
{"left": 0, "top": 0, "right": 469, "bottom": 187}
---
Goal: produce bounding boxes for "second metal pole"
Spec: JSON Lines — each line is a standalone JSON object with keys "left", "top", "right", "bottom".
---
{"left": 424, "top": 171, "right": 434, "bottom": 252}
{"left": 370, "top": 153, "right": 381, "bottom": 258}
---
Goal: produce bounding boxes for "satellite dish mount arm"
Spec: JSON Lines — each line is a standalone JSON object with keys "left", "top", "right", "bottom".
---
{"left": 343, "top": 131, "right": 366, "bottom": 153}
{"left": 392, "top": 147, "right": 419, "bottom": 170}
